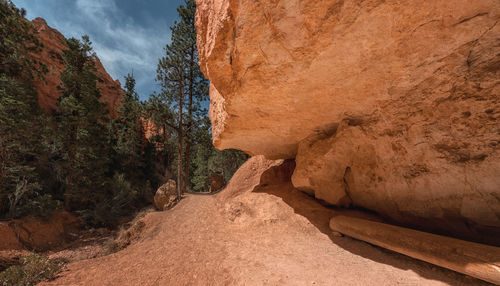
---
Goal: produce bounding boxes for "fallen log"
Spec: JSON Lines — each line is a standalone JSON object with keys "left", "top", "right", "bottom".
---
{"left": 329, "top": 215, "right": 500, "bottom": 284}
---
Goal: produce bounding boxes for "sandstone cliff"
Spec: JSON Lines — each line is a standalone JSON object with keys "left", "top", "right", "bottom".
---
{"left": 195, "top": 0, "right": 500, "bottom": 243}
{"left": 31, "top": 18, "right": 124, "bottom": 114}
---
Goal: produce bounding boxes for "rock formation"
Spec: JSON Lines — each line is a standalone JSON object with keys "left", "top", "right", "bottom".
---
{"left": 31, "top": 18, "right": 124, "bottom": 114}
{"left": 208, "top": 173, "right": 225, "bottom": 193}
{"left": 195, "top": 0, "right": 500, "bottom": 243}
{"left": 0, "top": 211, "right": 79, "bottom": 251}
{"left": 154, "top": 180, "right": 178, "bottom": 211}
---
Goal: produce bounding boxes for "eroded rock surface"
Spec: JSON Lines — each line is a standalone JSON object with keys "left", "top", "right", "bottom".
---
{"left": 195, "top": 0, "right": 500, "bottom": 242}
{"left": 0, "top": 211, "right": 79, "bottom": 251}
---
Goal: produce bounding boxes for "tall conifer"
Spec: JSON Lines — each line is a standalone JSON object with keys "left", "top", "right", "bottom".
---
{"left": 111, "top": 74, "right": 144, "bottom": 182}
{"left": 156, "top": 0, "right": 208, "bottom": 197}
{"left": 55, "top": 36, "right": 110, "bottom": 211}
{"left": 0, "top": 0, "right": 48, "bottom": 217}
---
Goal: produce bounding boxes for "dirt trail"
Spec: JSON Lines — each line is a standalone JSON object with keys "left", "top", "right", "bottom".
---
{"left": 41, "top": 157, "right": 488, "bottom": 285}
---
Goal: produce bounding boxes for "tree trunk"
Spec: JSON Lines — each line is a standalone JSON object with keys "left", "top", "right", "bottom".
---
{"left": 184, "top": 47, "right": 195, "bottom": 193}
{"left": 162, "top": 124, "right": 168, "bottom": 171}
{"left": 177, "top": 81, "right": 184, "bottom": 200}
{"left": 329, "top": 215, "right": 500, "bottom": 285}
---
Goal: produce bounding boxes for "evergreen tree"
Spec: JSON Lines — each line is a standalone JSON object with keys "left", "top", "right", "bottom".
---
{"left": 190, "top": 117, "right": 213, "bottom": 192}
{"left": 0, "top": 0, "right": 247, "bottom": 223}
{"left": 177, "top": 0, "right": 209, "bottom": 193}
{"left": 53, "top": 36, "right": 111, "bottom": 214}
{"left": 144, "top": 93, "right": 177, "bottom": 183}
{"left": 111, "top": 74, "right": 144, "bottom": 182}
{"left": 156, "top": 0, "right": 208, "bottom": 197}
{"left": 156, "top": 33, "right": 185, "bottom": 198}
{"left": 191, "top": 117, "right": 249, "bottom": 192}
{"left": 0, "top": 0, "right": 51, "bottom": 218}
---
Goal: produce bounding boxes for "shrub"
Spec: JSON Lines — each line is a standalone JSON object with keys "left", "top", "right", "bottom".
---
{"left": 0, "top": 254, "right": 64, "bottom": 286}
{"left": 78, "top": 173, "right": 140, "bottom": 228}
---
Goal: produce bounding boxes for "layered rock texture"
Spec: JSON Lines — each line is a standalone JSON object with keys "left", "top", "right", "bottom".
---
{"left": 195, "top": 0, "right": 500, "bottom": 243}
{"left": 31, "top": 18, "right": 124, "bottom": 113}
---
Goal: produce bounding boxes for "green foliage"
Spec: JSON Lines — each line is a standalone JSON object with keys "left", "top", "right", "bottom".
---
{"left": 0, "top": 0, "right": 248, "bottom": 228}
{"left": 209, "top": 149, "right": 249, "bottom": 182}
{"left": 79, "top": 173, "right": 140, "bottom": 227}
{"left": 154, "top": 0, "right": 211, "bottom": 194}
{"left": 192, "top": 134, "right": 248, "bottom": 192}
{"left": 0, "top": 0, "right": 55, "bottom": 218}
{"left": 0, "top": 254, "right": 64, "bottom": 286}
{"left": 51, "top": 40, "right": 151, "bottom": 228}
{"left": 50, "top": 36, "right": 111, "bottom": 214}
{"left": 192, "top": 147, "right": 248, "bottom": 192}
{"left": 111, "top": 74, "right": 146, "bottom": 183}
{"left": 189, "top": 116, "right": 248, "bottom": 192}
{"left": 0, "top": 1, "right": 154, "bottom": 226}
{"left": 0, "top": 0, "right": 46, "bottom": 79}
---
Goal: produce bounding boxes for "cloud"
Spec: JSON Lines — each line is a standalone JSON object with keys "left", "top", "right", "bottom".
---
{"left": 12, "top": 0, "right": 182, "bottom": 99}
{"left": 76, "top": 0, "right": 117, "bottom": 14}
{"left": 72, "top": 0, "right": 169, "bottom": 96}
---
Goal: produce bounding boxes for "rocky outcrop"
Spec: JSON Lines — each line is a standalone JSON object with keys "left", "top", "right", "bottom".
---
{"left": 195, "top": 0, "right": 500, "bottom": 243}
{"left": 0, "top": 211, "right": 79, "bottom": 251}
{"left": 154, "top": 180, "right": 178, "bottom": 211}
{"left": 31, "top": 18, "right": 124, "bottom": 114}
{"left": 141, "top": 119, "right": 161, "bottom": 141}
{"left": 208, "top": 173, "right": 225, "bottom": 193}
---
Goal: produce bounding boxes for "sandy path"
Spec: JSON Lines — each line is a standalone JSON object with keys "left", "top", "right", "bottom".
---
{"left": 41, "top": 157, "right": 489, "bottom": 286}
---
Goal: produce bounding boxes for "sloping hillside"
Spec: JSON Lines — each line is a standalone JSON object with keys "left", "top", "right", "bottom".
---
{"left": 31, "top": 18, "right": 124, "bottom": 114}
{"left": 41, "top": 157, "right": 486, "bottom": 285}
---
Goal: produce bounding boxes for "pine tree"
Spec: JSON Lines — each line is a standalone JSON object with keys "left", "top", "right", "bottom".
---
{"left": 156, "top": 0, "right": 208, "bottom": 197}
{"left": 191, "top": 116, "right": 249, "bottom": 192}
{"left": 1, "top": 1, "right": 162, "bottom": 223}
{"left": 191, "top": 117, "right": 213, "bottom": 192}
{"left": 0, "top": 0, "right": 50, "bottom": 218}
{"left": 111, "top": 73, "right": 144, "bottom": 182}
{"left": 156, "top": 38, "right": 185, "bottom": 198}
{"left": 177, "top": 0, "right": 209, "bottom": 193}
{"left": 54, "top": 36, "right": 111, "bottom": 213}
{"left": 144, "top": 92, "right": 177, "bottom": 183}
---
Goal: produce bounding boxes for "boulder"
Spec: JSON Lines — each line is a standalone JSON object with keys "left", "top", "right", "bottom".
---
{"left": 195, "top": 0, "right": 500, "bottom": 243}
{"left": 153, "top": 180, "right": 178, "bottom": 211}
{"left": 208, "top": 173, "right": 226, "bottom": 193}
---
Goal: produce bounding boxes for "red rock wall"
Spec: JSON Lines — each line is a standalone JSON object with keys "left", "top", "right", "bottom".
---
{"left": 31, "top": 18, "right": 123, "bottom": 114}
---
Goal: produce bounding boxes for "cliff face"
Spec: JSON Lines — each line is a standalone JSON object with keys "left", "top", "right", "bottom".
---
{"left": 31, "top": 18, "right": 123, "bottom": 114}
{"left": 195, "top": 0, "right": 500, "bottom": 242}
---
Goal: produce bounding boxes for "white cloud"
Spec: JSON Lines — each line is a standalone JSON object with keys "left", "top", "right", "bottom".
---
{"left": 13, "top": 0, "right": 173, "bottom": 98}
{"left": 72, "top": 0, "right": 170, "bottom": 96}
{"left": 76, "top": 0, "right": 117, "bottom": 19}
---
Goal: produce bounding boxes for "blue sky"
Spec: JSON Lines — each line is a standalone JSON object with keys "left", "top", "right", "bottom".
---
{"left": 12, "top": 0, "right": 185, "bottom": 100}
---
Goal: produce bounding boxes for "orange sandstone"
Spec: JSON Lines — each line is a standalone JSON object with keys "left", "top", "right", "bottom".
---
{"left": 195, "top": 0, "right": 500, "bottom": 243}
